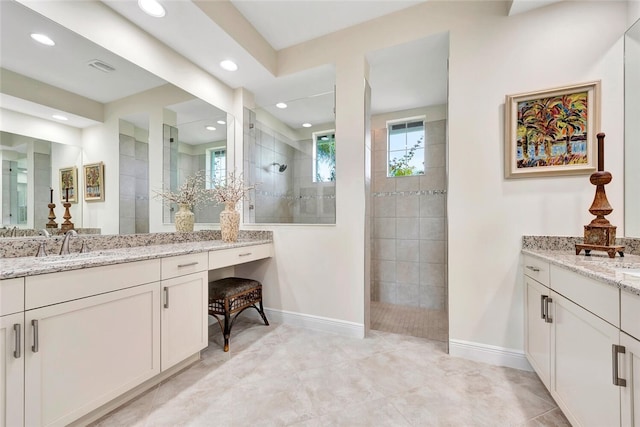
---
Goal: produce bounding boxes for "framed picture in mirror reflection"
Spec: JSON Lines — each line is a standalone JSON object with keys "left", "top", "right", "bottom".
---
{"left": 59, "top": 166, "right": 78, "bottom": 203}
{"left": 83, "top": 162, "right": 105, "bottom": 202}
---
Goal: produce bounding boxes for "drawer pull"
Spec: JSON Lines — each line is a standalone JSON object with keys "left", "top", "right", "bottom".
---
{"left": 31, "top": 319, "right": 39, "bottom": 353}
{"left": 13, "top": 323, "right": 21, "bottom": 359}
{"left": 177, "top": 261, "right": 199, "bottom": 268}
{"left": 164, "top": 287, "right": 169, "bottom": 309}
{"left": 544, "top": 297, "right": 553, "bottom": 323}
{"left": 612, "top": 344, "right": 627, "bottom": 387}
{"left": 238, "top": 252, "right": 252, "bottom": 257}
{"left": 526, "top": 265, "right": 541, "bottom": 272}
{"left": 540, "top": 295, "right": 547, "bottom": 320}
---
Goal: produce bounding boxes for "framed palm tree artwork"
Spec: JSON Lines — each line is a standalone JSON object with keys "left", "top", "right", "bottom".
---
{"left": 504, "top": 81, "right": 600, "bottom": 178}
{"left": 83, "top": 162, "right": 105, "bottom": 201}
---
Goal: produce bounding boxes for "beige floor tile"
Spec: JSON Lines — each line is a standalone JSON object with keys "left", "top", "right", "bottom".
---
{"left": 90, "top": 319, "right": 569, "bottom": 427}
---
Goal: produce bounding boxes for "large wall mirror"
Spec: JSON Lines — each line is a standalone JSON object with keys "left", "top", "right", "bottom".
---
{"left": 625, "top": 18, "right": 640, "bottom": 237}
{"left": 0, "top": 0, "right": 232, "bottom": 235}
{"left": 243, "top": 65, "right": 336, "bottom": 224}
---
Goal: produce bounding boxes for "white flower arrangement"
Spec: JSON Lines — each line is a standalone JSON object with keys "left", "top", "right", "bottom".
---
{"left": 210, "top": 171, "right": 255, "bottom": 207}
{"left": 154, "top": 170, "right": 216, "bottom": 209}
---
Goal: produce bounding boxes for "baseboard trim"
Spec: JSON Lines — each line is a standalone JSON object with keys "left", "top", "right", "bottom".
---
{"left": 449, "top": 339, "right": 533, "bottom": 371}
{"left": 259, "top": 307, "right": 365, "bottom": 338}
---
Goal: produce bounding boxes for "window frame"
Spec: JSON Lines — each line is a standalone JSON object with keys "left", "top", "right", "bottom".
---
{"left": 386, "top": 116, "right": 426, "bottom": 178}
{"left": 312, "top": 129, "right": 336, "bottom": 183}
{"left": 205, "top": 146, "right": 227, "bottom": 188}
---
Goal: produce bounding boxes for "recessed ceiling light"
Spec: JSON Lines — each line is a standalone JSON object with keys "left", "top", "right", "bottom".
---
{"left": 205, "top": 125, "right": 216, "bottom": 131}
{"left": 138, "top": 0, "right": 166, "bottom": 17}
{"left": 302, "top": 123, "right": 312, "bottom": 128}
{"left": 31, "top": 33, "right": 55, "bottom": 46}
{"left": 52, "top": 114, "right": 68, "bottom": 121}
{"left": 220, "top": 60, "right": 238, "bottom": 71}
{"left": 217, "top": 120, "right": 226, "bottom": 125}
{"left": 276, "top": 102, "right": 287, "bottom": 109}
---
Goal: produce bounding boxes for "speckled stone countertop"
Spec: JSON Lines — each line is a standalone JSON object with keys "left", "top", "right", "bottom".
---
{"left": 522, "top": 236, "right": 640, "bottom": 296}
{"left": 0, "top": 231, "right": 273, "bottom": 280}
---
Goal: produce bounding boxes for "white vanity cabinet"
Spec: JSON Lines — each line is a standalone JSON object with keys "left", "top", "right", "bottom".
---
{"left": 24, "top": 260, "right": 161, "bottom": 427}
{"left": 621, "top": 291, "right": 640, "bottom": 427}
{"left": 524, "top": 255, "right": 551, "bottom": 389}
{"left": 1, "top": 278, "right": 24, "bottom": 427}
{"left": 160, "top": 253, "right": 209, "bottom": 371}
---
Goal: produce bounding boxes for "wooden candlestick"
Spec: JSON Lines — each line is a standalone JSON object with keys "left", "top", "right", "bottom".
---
{"left": 575, "top": 133, "right": 624, "bottom": 258}
{"left": 46, "top": 203, "right": 58, "bottom": 229}
{"left": 60, "top": 201, "right": 75, "bottom": 233}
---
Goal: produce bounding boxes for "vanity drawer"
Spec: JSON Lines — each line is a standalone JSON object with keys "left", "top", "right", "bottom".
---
{"left": 621, "top": 291, "right": 640, "bottom": 340}
{"left": 26, "top": 259, "right": 161, "bottom": 310}
{"left": 1, "top": 277, "right": 24, "bottom": 316}
{"left": 209, "top": 244, "right": 273, "bottom": 270}
{"left": 523, "top": 254, "right": 550, "bottom": 286}
{"left": 161, "top": 252, "right": 208, "bottom": 280}
{"left": 550, "top": 265, "right": 619, "bottom": 327}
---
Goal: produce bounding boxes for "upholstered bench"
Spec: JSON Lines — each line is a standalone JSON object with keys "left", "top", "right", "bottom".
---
{"left": 208, "top": 277, "right": 269, "bottom": 352}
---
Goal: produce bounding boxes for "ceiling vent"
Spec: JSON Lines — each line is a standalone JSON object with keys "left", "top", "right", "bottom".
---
{"left": 87, "top": 59, "right": 116, "bottom": 73}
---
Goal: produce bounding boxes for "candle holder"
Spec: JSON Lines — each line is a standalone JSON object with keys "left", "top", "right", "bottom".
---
{"left": 46, "top": 203, "right": 58, "bottom": 229}
{"left": 575, "top": 133, "right": 624, "bottom": 258}
{"left": 60, "top": 201, "right": 75, "bottom": 233}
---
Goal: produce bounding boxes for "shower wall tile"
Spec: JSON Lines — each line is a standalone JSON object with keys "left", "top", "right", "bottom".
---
{"left": 420, "top": 240, "right": 446, "bottom": 264}
{"left": 373, "top": 238, "right": 396, "bottom": 261}
{"left": 420, "top": 168, "right": 446, "bottom": 191}
{"left": 374, "top": 195, "right": 396, "bottom": 218}
{"left": 420, "top": 262, "right": 446, "bottom": 287}
{"left": 396, "top": 261, "right": 419, "bottom": 284}
{"left": 396, "top": 283, "right": 420, "bottom": 307}
{"left": 373, "top": 171, "right": 395, "bottom": 193}
{"left": 395, "top": 176, "right": 420, "bottom": 192}
{"left": 420, "top": 217, "right": 445, "bottom": 241}
{"left": 420, "top": 284, "right": 446, "bottom": 309}
{"left": 426, "top": 144, "right": 446, "bottom": 168}
{"left": 420, "top": 194, "right": 445, "bottom": 217}
{"left": 378, "top": 281, "right": 397, "bottom": 304}
{"left": 396, "top": 239, "right": 420, "bottom": 262}
{"left": 396, "top": 217, "right": 419, "bottom": 239}
{"left": 373, "top": 260, "right": 396, "bottom": 282}
{"left": 374, "top": 217, "right": 396, "bottom": 239}
{"left": 119, "top": 135, "right": 135, "bottom": 157}
{"left": 396, "top": 195, "right": 419, "bottom": 217}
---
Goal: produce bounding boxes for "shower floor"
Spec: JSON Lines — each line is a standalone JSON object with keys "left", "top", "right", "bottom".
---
{"left": 370, "top": 301, "right": 448, "bottom": 342}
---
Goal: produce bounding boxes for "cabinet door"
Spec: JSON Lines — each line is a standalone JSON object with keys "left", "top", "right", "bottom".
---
{"left": 25, "top": 282, "right": 160, "bottom": 427}
{"left": 622, "top": 332, "right": 640, "bottom": 427}
{"left": 525, "top": 277, "right": 551, "bottom": 388}
{"left": 161, "top": 271, "right": 208, "bottom": 371}
{"left": 1, "top": 313, "right": 24, "bottom": 427}
{"left": 550, "top": 290, "right": 620, "bottom": 427}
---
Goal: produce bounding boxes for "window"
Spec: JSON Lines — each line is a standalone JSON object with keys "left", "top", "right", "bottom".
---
{"left": 205, "top": 148, "right": 226, "bottom": 187}
{"left": 313, "top": 130, "right": 336, "bottom": 182}
{"left": 387, "top": 118, "right": 425, "bottom": 177}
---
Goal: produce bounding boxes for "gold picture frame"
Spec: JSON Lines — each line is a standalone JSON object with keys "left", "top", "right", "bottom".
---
{"left": 59, "top": 166, "right": 78, "bottom": 203}
{"left": 83, "top": 162, "right": 105, "bottom": 202}
{"left": 505, "top": 81, "right": 600, "bottom": 178}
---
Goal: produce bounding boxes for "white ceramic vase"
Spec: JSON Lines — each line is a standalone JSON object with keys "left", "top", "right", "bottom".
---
{"left": 175, "top": 203, "right": 195, "bottom": 232}
{"left": 220, "top": 201, "right": 240, "bottom": 242}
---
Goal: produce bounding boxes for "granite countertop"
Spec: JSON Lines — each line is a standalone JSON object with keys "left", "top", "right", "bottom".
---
{"left": 522, "top": 248, "right": 640, "bottom": 296}
{"left": 0, "top": 238, "right": 273, "bottom": 280}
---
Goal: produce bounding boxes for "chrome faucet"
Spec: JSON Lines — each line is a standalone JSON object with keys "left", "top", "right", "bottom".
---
{"left": 59, "top": 229, "right": 78, "bottom": 255}
{"left": 38, "top": 229, "right": 50, "bottom": 238}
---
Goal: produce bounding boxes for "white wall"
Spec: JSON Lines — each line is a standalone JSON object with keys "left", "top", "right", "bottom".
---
{"left": 276, "top": 0, "right": 627, "bottom": 351}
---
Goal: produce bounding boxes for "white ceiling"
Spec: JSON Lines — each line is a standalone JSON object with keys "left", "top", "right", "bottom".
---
{"left": 0, "top": 0, "right": 562, "bottom": 135}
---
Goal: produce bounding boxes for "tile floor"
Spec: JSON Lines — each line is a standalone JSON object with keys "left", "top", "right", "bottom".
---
{"left": 91, "top": 319, "right": 570, "bottom": 427}
{"left": 370, "top": 301, "right": 448, "bottom": 342}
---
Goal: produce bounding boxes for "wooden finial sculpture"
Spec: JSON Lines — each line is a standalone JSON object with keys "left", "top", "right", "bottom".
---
{"left": 46, "top": 187, "right": 58, "bottom": 229}
{"left": 575, "top": 133, "right": 624, "bottom": 258}
{"left": 60, "top": 187, "right": 75, "bottom": 233}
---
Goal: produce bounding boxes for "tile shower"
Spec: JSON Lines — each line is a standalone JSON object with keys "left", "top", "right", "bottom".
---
{"left": 370, "top": 118, "right": 447, "bottom": 341}
{"left": 243, "top": 108, "right": 336, "bottom": 224}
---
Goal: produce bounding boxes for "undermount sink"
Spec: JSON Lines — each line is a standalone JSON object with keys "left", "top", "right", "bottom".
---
{"left": 39, "top": 252, "right": 109, "bottom": 264}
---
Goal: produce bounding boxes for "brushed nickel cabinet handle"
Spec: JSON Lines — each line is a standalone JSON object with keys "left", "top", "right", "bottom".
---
{"left": 540, "top": 295, "right": 547, "bottom": 320}
{"left": 164, "top": 287, "right": 169, "bottom": 309}
{"left": 544, "top": 297, "right": 553, "bottom": 323}
{"left": 526, "top": 265, "right": 541, "bottom": 272}
{"left": 238, "top": 252, "right": 252, "bottom": 257}
{"left": 177, "top": 261, "right": 199, "bottom": 268}
{"left": 31, "top": 319, "right": 39, "bottom": 353}
{"left": 612, "top": 344, "right": 627, "bottom": 387}
{"left": 13, "top": 323, "right": 21, "bottom": 359}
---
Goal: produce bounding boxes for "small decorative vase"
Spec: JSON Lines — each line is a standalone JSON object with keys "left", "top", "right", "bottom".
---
{"left": 220, "top": 201, "right": 240, "bottom": 242}
{"left": 175, "top": 204, "right": 195, "bottom": 232}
